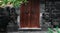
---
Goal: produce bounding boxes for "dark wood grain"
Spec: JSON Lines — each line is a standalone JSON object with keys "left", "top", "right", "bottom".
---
{"left": 20, "top": 0, "right": 40, "bottom": 28}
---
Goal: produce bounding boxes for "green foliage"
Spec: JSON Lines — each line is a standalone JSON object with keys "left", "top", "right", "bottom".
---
{"left": 48, "top": 28, "right": 54, "bottom": 33}
{"left": 48, "top": 27, "right": 60, "bottom": 33}
{"left": 0, "top": 0, "right": 28, "bottom": 7}
{"left": 56, "top": 27, "right": 60, "bottom": 33}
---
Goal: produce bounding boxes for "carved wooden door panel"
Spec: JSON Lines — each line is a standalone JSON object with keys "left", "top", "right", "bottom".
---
{"left": 30, "top": 0, "right": 40, "bottom": 28}
{"left": 20, "top": 4, "right": 29, "bottom": 28}
{"left": 20, "top": 0, "right": 40, "bottom": 28}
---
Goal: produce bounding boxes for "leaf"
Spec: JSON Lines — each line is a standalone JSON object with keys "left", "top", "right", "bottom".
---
{"left": 0, "top": 0, "right": 28, "bottom": 7}
{"left": 56, "top": 26, "right": 60, "bottom": 33}
{"left": 3, "top": 0, "right": 8, "bottom": 4}
{"left": 0, "top": 2, "right": 2, "bottom": 5}
{"left": 48, "top": 28, "right": 54, "bottom": 33}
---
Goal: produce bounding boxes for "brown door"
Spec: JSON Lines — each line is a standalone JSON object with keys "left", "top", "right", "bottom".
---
{"left": 20, "top": 0, "right": 40, "bottom": 28}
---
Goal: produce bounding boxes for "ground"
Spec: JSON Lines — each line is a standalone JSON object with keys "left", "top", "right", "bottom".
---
{"left": 7, "top": 31, "right": 47, "bottom": 33}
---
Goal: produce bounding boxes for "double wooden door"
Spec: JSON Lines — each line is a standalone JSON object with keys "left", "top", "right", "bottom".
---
{"left": 20, "top": 0, "right": 40, "bottom": 28}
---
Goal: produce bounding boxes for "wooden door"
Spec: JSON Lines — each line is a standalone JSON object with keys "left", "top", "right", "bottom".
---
{"left": 30, "top": 0, "right": 40, "bottom": 28}
{"left": 20, "top": 0, "right": 40, "bottom": 28}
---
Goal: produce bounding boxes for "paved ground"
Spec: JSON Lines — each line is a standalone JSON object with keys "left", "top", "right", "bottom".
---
{"left": 7, "top": 31, "right": 47, "bottom": 33}
{"left": 7, "top": 31, "right": 58, "bottom": 33}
